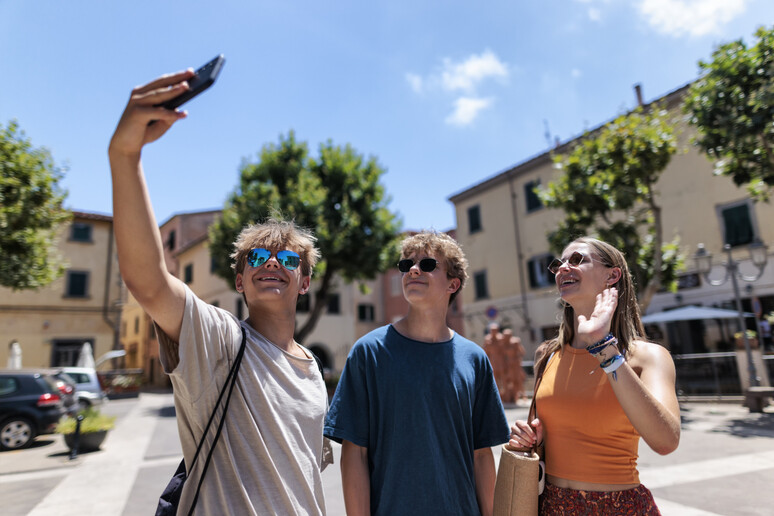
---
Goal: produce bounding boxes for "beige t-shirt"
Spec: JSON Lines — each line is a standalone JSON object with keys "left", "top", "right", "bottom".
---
{"left": 158, "top": 286, "right": 327, "bottom": 515}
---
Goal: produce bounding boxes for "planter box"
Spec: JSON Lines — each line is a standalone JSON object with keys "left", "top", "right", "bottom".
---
{"left": 63, "top": 430, "right": 108, "bottom": 453}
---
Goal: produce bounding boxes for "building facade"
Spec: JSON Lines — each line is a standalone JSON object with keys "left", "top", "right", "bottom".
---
{"left": 449, "top": 85, "right": 774, "bottom": 359}
{"left": 0, "top": 211, "right": 123, "bottom": 369}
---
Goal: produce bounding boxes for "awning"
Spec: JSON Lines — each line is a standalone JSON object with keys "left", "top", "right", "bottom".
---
{"left": 641, "top": 305, "right": 755, "bottom": 324}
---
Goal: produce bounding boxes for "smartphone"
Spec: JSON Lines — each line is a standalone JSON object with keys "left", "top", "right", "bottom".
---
{"left": 156, "top": 54, "right": 226, "bottom": 111}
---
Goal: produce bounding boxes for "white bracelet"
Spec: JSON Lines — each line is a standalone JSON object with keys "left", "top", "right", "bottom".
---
{"left": 602, "top": 354, "right": 626, "bottom": 380}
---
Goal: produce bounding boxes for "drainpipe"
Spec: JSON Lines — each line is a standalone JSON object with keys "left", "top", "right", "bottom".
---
{"left": 102, "top": 224, "right": 121, "bottom": 351}
{"left": 507, "top": 173, "right": 534, "bottom": 343}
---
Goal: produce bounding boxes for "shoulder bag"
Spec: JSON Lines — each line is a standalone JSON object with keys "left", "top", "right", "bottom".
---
{"left": 155, "top": 327, "right": 247, "bottom": 516}
{"left": 493, "top": 344, "right": 553, "bottom": 516}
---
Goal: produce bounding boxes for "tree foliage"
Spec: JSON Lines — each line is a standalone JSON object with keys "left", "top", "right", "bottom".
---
{"left": 539, "top": 107, "right": 682, "bottom": 310}
{"left": 684, "top": 25, "right": 774, "bottom": 201}
{"left": 0, "top": 120, "right": 71, "bottom": 290}
{"left": 209, "top": 131, "right": 402, "bottom": 343}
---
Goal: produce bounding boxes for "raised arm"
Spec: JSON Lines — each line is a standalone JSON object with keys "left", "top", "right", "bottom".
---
{"left": 578, "top": 289, "right": 680, "bottom": 455}
{"left": 108, "top": 70, "right": 195, "bottom": 343}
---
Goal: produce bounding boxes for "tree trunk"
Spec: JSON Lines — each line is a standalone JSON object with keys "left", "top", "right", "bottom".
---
{"left": 295, "top": 267, "right": 335, "bottom": 344}
{"left": 638, "top": 192, "right": 663, "bottom": 313}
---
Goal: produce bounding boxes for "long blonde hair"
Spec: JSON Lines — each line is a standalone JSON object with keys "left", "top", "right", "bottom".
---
{"left": 533, "top": 237, "right": 646, "bottom": 377}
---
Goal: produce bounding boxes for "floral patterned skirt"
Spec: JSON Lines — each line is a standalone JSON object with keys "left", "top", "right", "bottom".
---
{"left": 539, "top": 483, "right": 661, "bottom": 515}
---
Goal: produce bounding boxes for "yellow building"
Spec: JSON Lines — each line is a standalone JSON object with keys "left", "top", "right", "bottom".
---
{"left": 449, "top": 85, "right": 774, "bottom": 358}
{"left": 0, "top": 211, "right": 123, "bottom": 368}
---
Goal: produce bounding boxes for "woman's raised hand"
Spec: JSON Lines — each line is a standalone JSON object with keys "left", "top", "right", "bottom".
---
{"left": 576, "top": 287, "right": 618, "bottom": 346}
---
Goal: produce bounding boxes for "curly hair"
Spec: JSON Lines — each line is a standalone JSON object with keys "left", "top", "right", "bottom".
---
{"left": 231, "top": 218, "right": 320, "bottom": 277}
{"left": 400, "top": 231, "right": 468, "bottom": 304}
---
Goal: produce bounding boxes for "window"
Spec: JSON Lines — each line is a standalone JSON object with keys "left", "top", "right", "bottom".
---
{"left": 528, "top": 254, "right": 556, "bottom": 289}
{"left": 134, "top": 316, "right": 139, "bottom": 334}
{"left": 184, "top": 264, "right": 193, "bottom": 284}
{"left": 358, "top": 303, "right": 375, "bottom": 322}
{"left": 70, "top": 222, "right": 93, "bottom": 242}
{"left": 149, "top": 323, "right": 156, "bottom": 339}
{"left": 65, "top": 271, "right": 89, "bottom": 298}
{"left": 166, "top": 230, "right": 176, "bottom": 250}
{"left": 525, "top": 180, "right": 543, "bottom": 213}
{"left": 468, "top": 205, "right": 482, "bottom": 234}
{"left": 211, "top": 255, "right": 218, "bottom": 274}
{"left": 327, "top": 293, "right": 341, "bottom": 314}
{"left": 720, "top": 201, "right": 755, "bottom": 247}
{"left": 297, "top": 295, "right": 310, "bottom": 313}
{"left": 474, "top": 270, "right": 489, "bottom": 300}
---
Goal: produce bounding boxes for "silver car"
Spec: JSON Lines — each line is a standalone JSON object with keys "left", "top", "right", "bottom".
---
{"left": 60, "top": 367, "right": 108, "bottom": 410}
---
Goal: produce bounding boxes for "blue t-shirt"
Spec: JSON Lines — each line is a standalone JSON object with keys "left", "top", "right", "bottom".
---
{"left": 324, "top": 325, "right": 509, "bottom": 516}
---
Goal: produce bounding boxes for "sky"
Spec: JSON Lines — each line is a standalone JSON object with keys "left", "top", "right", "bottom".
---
{"left": 1, "top": 1, "right": 772, "bottom": 232}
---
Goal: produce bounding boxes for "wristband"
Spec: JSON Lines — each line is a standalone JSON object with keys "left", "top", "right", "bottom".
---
{"left": 586, "top": 333, "right": 617, "bottom": 355}
{"left": 601, "top": 354, "right": 625, "bottom": 381}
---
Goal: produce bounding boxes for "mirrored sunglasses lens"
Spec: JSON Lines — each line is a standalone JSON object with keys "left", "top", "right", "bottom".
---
{"left": 248, "top": 248, "right": 270, "bottom": 267}
{"left": 419, "top": 259, "right": 437, "bottom": 272}
{"left": 398, "top": 259, "right": 413, "bottom": 273}
{"left": 277, "top": 251, "right": 300, "bottom": 270}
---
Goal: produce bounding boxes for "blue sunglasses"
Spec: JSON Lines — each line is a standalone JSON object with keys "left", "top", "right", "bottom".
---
{"left": 246, "top": 248, "right": 301, "bottom": 271}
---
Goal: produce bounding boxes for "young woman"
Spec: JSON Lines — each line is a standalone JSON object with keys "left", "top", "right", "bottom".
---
{"left": 509, "top": 237, "right": 680, "bottom": 514}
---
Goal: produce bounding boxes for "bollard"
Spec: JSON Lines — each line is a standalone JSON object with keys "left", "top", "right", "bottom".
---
{"left": 68, "top": 415, "right": 84, "bottom": 460}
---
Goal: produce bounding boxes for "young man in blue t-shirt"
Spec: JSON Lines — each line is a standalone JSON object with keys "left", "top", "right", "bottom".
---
{"left": 324, "top": 231, "right": 509, "bottom": 516}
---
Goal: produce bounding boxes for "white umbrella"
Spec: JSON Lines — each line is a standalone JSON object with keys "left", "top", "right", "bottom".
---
{"left": 77, "top": 342, "right": 96, "bottom": 369}
{"left": 641, "top": 305, "right": 755, "bottom": 324}
{"left": 7, "top": 341, "right": 22, "bottom": 369}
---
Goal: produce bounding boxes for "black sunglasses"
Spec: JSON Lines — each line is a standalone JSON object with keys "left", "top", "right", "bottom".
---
{"left": 547, "top": 251, "right": 587, "bottom": 274}
{"left": 398, "top": 258, "right": 438, "bottom": 273}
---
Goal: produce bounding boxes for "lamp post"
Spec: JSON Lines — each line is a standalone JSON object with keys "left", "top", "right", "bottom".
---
{"left": 694, "top": 240, "right": 769, "bottom": 388}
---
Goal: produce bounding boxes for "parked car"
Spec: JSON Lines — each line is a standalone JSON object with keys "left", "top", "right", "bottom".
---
{"left": 60, "top": 367, "right": 107, "bottom": 409}
{"left": 46, "top": 370, "right": 79, "bottom": 414}
{"left": 0, "top": 370, "right": 67, "bottom": 450}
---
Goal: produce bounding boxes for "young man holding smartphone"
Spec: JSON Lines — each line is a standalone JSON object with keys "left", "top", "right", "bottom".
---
{"left": 109, "top": 69, "right": 328, "bottom": 515}
{"left": 324, "top": 231, "right": 509, "bottom": 516}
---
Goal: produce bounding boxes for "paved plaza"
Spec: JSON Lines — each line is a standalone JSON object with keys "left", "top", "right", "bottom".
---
{"left": 1, "top": 392, "right": 772, "bottom": 515}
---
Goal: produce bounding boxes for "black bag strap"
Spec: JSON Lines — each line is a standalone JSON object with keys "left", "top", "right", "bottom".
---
{"left": 187, "top": 326, "right": 247, "bottom": 515}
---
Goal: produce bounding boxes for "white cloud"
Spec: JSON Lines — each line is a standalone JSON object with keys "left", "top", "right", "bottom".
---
{"left": 637, "top": 0, "right": 748, "bottom": 37}
{"left": 440, "top": 50, "right": 509, "bottom": 93}
{"left": 445, "top": 97, "right": 493, "bottom": 127}
{"left": 405, "top": 73, "right": 424, "bottom": 94}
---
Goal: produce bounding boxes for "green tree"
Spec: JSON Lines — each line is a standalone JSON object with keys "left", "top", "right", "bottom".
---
{"left": 209, "top": 131, "right": 402, "bottom": 343}
{"left": 540, "top": 107, "right": 683, "bottom": 310}
{"left": 0, "top": 120, "right": 71, "bottom": 290}
{"left": 684, "top": 25, "right": 774, "bottom": 201}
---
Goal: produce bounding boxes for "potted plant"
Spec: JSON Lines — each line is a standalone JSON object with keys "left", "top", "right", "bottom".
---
{"left": 56, "top": 407, "right": 116, "bottom": 452}
{"left": 734, "top": 330, "right": 759, "bottom": 349}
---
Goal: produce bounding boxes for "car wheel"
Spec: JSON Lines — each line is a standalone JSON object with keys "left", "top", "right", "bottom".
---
{"left": 0, "top": 417, "right": 36, "bottom": 451}
{"left": 78, "top": 399, "right": 91, "bottom": 411}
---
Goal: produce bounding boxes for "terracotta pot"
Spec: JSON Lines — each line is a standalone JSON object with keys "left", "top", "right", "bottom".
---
{"left": 735, "top": 337, "right": 760, "bottom": 349}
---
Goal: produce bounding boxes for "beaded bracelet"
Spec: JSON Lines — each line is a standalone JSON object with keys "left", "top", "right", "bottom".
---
{"left": 586, "top": 333, "right": 617, "bottom": 356}
{"left": 601, "top": 354, "right": 626, "bottom": 381}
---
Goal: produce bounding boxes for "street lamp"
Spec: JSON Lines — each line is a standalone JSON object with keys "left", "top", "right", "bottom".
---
{"left": 694, "top": 240, "right": 769, "bottom": 388}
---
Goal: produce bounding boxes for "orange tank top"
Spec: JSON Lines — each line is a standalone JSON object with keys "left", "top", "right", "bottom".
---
{"left": 536, "top": 346, "right": 640, "bottom": 484}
